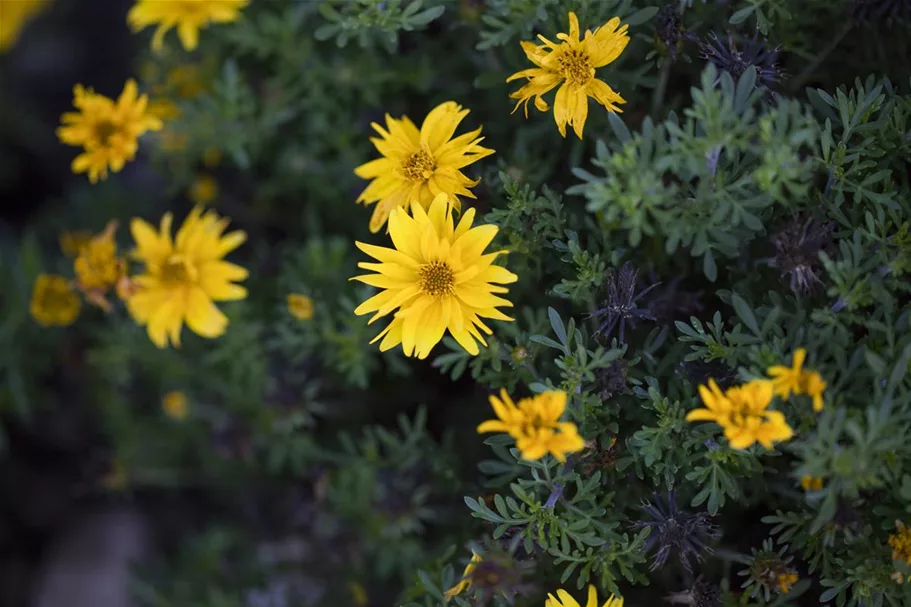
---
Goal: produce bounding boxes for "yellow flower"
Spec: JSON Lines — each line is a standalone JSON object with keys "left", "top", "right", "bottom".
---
{"left": 800, "top": 475, "right": 823, "bottom": 491}
{"left": 444, "top": 552, "right": 482, "bottom": 600}
{"left": 506, "top": 12, "right": 629, "bottom": 139}
{"left": 128, "top": 0, "right": 249, "bottom": 51}
{"left": 890, "top": 521, "right": 911, "bottom": 564}
{"left": 126, "top": 206, "right": 248, "bottom": 348}
{"left": 188, "top": 173, "right": 218, "bottom": 204}
{"left": 686, "top": 379, "right": 793, "bottom": 450}
{"left": 477, "top": 389, "right": 584, "bottom": 462}
{"left": 0, "top": 0, "right": 51, "bottom": 52}
{"left": 545, "top": 585, "right": 623, "bottom": 607}
{"left": 354, "top": 101, "right": 494, "bottom": 233}
{"left": 147, "top": 98, "right": 182, "bottom": 121}
{"left": 352, "top": 193, "right": 517, "bottom": 358}
{"left": 349, "top": 581, "right": 369, "bottom": 607}
{"left": 30, "top": 274, "right": 80, "bottom": 327}
{"left": 73, "top": 221, "right": 128, "bottom": 312}
{"left": 287, "top": 294, "right": 314, "bottom": 320}
{"left": 767, "top": 348, "right": 827, "bottom": 411}
{"left": 59, "top": 230, "right": 93, "bottom": 257}
{"left": 57, "top": 80, "right": 163, "bottom": 183}
{"left": 162, "top": 390, "right": 188, "bottom": 420}
{"left": 776, "top": 571, "right": 798, "bottom": 594}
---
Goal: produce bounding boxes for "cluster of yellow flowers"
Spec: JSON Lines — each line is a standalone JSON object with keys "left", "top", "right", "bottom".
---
{"left": 686, "top": 348, "right": 828, "bottom": 450}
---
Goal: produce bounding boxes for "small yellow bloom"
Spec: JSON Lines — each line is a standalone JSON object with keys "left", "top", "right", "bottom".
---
{"left": 477, "top": 389, "right": 584, "bottom": 462}
{"left": 287, "top": 294, "right": 314, "bottom": 320}
{"left": 354, "top": 101, "right": 494, "bottom": 233}
{"left": 767, "top": 348, "right": 827, "bottom": 411}
{"left": 890, "top": 521, "right": 911, "bottom": 564}
{"left": 0, "top": 0, "right": 51, "bottom": 52}
{"left": 147, "top": 98, "right": 182, "bottom": 121}
{"left": 444, "top": 552, "right": 482, "bottom": 600}
{"left": 352, "top": 193, "right": 517, "bottom": 359}
{"left": 126, "top": 206, "right": 248, "bottom": 348}
{"left": 59, "top": 230, "right": 93, "bottom": 257}
{"left": 349, "top": 581, "right": 368, "bottom": 607}
{"left": 188, "top": 173, "right": 218, "bottom": 204}
{"left": 800, "top": 475, "right": 823, "bottom": 491}
{"left": 73, "top": 221, "right": 127, "bottom": 312}
{"left": 776, "top": 571, "right": 798, "bottom": 594}
{"left": 546, "top": 585, "right": 623, "bottom": 607}
{"left": 30, "top": 274, "right": 80, "bottom": 327}
{"left": 128, "top": 0, "right": 249, "bottom": 51}
{"left": 57, "top": 80, "right": 163, "bottom": 183}
{"left": 162, "top": 390, "right": 188, "bottom": 420}
{"left": 507, "top": 12, "right": 629, "bottom": 139}
{"left": 802, "top": 371, "right": 827, "bottom": 412}
{"left": 687, "top": 379, "right": 793, "bottom": 450}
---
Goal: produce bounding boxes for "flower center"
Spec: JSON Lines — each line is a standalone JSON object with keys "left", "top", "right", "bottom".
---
{"left": 558, "top": 48, "right": 594, "bottom": 86}
{"left": 94, "top": 120, "right": 119, "bottom": 146}
{"left": 401, "top": 148, "right": 436, "bottom": 182}
{"left": 418, "top": 259, "right": 454, "bottom": 297}
{"left": 160, "top": 255, "right": 196, "bottom": 285}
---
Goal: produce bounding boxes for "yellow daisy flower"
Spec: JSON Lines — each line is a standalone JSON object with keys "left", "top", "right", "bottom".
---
{"left": 0, "top": 0, "right": 51, "bottom": 52}
{"left": 767, "top": 347, "right": 827, "bottom": 411}
{"left": 546, "top": 585, "right": 623, "bottom": 607}
{"left": 686, "top": 379, "right": 793, "bottom": 450}
{"left": 352, "top": 193, "right": 517, "bottom": 358}
{"left": 506, "top": 12, "right": 629, "bottom": 139}
{"left": 128, "top": 0, "right": 249, "bottom": 52}
{"left": 57, "top": 80, "right": 163, "bottom": 183}
{"left": 443, "top": 551, "right": 482, "bottom": 600}
{"left": 287, "top": 294, "right": 314, "bottom": 320}
{"left": 162, "top": 390, "right": 189, "bottom": 420}
{"left": 30, "top": 274, "right": 81, "bottom": 327}
{"left": 126, "top": 206, "right": 248, "bottom": 348}
{"left": 477, "top": 389, "right": 584, "bottom": 462}
{"left": 354, "top": 101, "right": 494, "bottom": 233}
{"left": 890, "top": 521, "right": 911, "bottom": 564}
{"left": 73, "top": 220, "right": 128, "bottom": 312}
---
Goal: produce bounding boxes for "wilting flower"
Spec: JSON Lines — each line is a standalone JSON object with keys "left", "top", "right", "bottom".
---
{"left": 633, "top": 492, "right": 719, "bottom": 573}
{"left": 890, "top": 520, "right": 911, "bottom": 564}
{"left": 664, "top": 576, "right": 722, "bottom": 607}
{"left": 444, "top": 552, "right": 482, "bottom": 600}
{"left": 353, "top": 101, "right": 494, "bottom": 233}
{"left": 162, "top": 390, "right": 188, "bottom": 420}
{"left": 287, "top": 294, "right": 314, "bottom": 320}
{"left": 770, "top": 217, "right": 834, "bottom": 294}
{"left": 700, "top": 32, "right": 783, "bottom": 89}
{"left": 800, "top": 475, "right": 823, "bottom": 491}
{"left": 686, "top": 379, "right": 793, "bottom": 450}
{"left": 57, "top": 80, "right": 163, "bottom": 183}
{"left": 767, "top": 348, "right": 827, "bottom": 411}
{"left": 352, "top": 194, "right": 517, "bottom": 358}
{"left": 546, "top": 585, "right": 623, "bottom": 607}
{"left": 30, "top": 274, "right": 81, "bottom": 327}
{"left": 128, "top": 0, "right": 249, "bottom": 51}
{"left": 188, "top": 173, "right": 218, "bottom": 204}
{"left": 0, "top": 0, "right": 51, "bottom": 52}
{"left": 127, "top": 206, "right": 248, "bottom": 348}
{"left": 591, "top": 262, "right": 659, "bottom": 343}
{"left": 507, "top": 11, "right": 629, "bottom": 139}
{"left": 477, "top": 389, "right": 584, "bottom": 462}
{"left": 654, "top": 3, "right": 694, "bottom": 62}
{"left": 73, "top": 221, "right": 128, "bottom": 311}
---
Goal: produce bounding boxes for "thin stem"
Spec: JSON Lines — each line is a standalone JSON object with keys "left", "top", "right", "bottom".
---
{"left": 788, "top": 21, "right": 854, "bottom": 94}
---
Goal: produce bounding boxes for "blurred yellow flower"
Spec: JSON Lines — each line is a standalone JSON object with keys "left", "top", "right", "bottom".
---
{"left": 127, "top": 206, "right": 248, "bottom": 348}
{"left": 287, "top": 294, "right": 314, "bottom": 320}
{"left": 30, "top": 274, "right": 80, "bottom": 327}
{"left": 767, "top": 347, "right": 827, "bottom": 411}
{"left": 57, "top": 80, "right": 162, "bottom": 183}
{"left": 478, "top": 389, "right": 584, "bottom": 462}
{"left": 507, "top": 12, "right": 629, "bottom": 139}
{"left": 354, "top": 101, "right": 494, "bottom": 233}
{"left": 0, "top": 0, "right": 51, "bottom": 52}
{"left": 443, "top": 552, "right": 482, "bottom": 600}
{"left": 890, "top": 521, "right": 911, "bottom": 564}
{"left": 59, "top": 229, "right": 93, "bottom": 258}
{"left": 800, "top": 475, "right": 823, "bottom": 491}
{"left": 73, "top": 221, "right": 128, "bottom": 312}
{"left": 162, "top": 390, "right": 189, "bottom": 420}
{"left": 546, "top": 585, "right": 623, "bottom": 607}
{"left": 352, "top": 194, "right": 517, "bottom": 358}
{"left": 687, "top": 379, "right": 793, "bottom": 450}
{"left": 348, "top": 581, "right": 369, "bottom": 607}
{"left": 776, "top": 571, "right": 798, "bottom": 593}
{"left": 128, "top": 0, "right": 249, "bottom": 51}
{"left": 188, "top": 173, "right": 218, "bottom": 204}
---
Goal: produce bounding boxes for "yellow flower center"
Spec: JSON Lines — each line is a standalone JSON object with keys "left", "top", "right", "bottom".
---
{"left": 419, "top": 259, "right": 454, "bottom": 297}
{"left": 160, "top": 255, "right": 197, "bottom": 284}
{"left": 93, "top": 120, "right": 119, "bottom": 146}
{"left": 558, "top": 48, "right": 594, "bottom": 86}
{"left": 401, "top": 148, "right": 436, "bottom": 182}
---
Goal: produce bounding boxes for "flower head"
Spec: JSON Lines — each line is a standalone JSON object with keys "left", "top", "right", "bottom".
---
{"left": 162, "top": 390, "right": 188, "bottom": 420}
{"left": 770, "top": 217, "right": 834, "bottom": 294}
{"left": 506, "top": 12, "right": 629, "bottom": 139}
{"left": 57, "top": 80, "right": 163, "bottom": 183}
{"left": 30, "top": 274, "right": 81, "bottom": 327}
{"left": 664, "top": 577, "right": 722, "bottom": 607}
{"left": 767, "top": 348, "right": 827, "bottom": 411}
{"left": 890, "top": 520, "right": 911, "bottom": 564}
{"left": 59, "top": 230, "right": 93, "bottom": 258}
{"left": 634, "top": 492, "right": 719, "bottom": 573}
{"left": 591, "top": 262, "right": 659, "bottom": 343}
{"left": 354, "top": 101, "right": 494, "bottom": 233}
{"left": 127, "top": 206, "right": 248, "bottom": 348}
{"left": 700, "top": 33, "right": 783, "bottom": 89}
{"left": 800, "top": 475, "right": 823, "bottom": 491}
{"left": 188, "top": 173, "right": 218, "bottom": 204}
{"left": 546, "top": 585, "right": 623, "bottom": 607}
{"left": 352, "top": 193, "right": 517, "bottom": 359}
{"left": 73, "top": 220, "right": 128, "bottom": 311}
{"left": 0, "top": 0, "right": 50, "bottom": 52}
{"left": 776, "top": 572, "right": 798, "bottom": 594}
{"left": 128, "top": 0, "right": 249, "bottom": 51}
{"left": 477, "top": 389, "right": 584, "bottom": 462}
{"left": 686, "top": 379, "right": 793, "bottom": 450}
{"left": 287, "top": 294, "right": 314, "bottom": 320}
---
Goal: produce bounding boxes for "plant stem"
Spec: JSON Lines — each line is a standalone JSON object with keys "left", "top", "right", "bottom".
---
{"left": 788, "top": 21, "right": 854, "bottom": 94}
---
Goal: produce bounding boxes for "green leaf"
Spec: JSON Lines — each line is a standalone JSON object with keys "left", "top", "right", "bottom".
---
{"left": 729, "top": 5, "right": 756, "bottom": 24}
{"left": 731, "top": 294, "right": 760, "bottom": 336}
{"left": 623, "top": 6, "right": 659, "bottom": 26}
{"left": 548, "top": 307, "right": 568, "bottom": 346}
